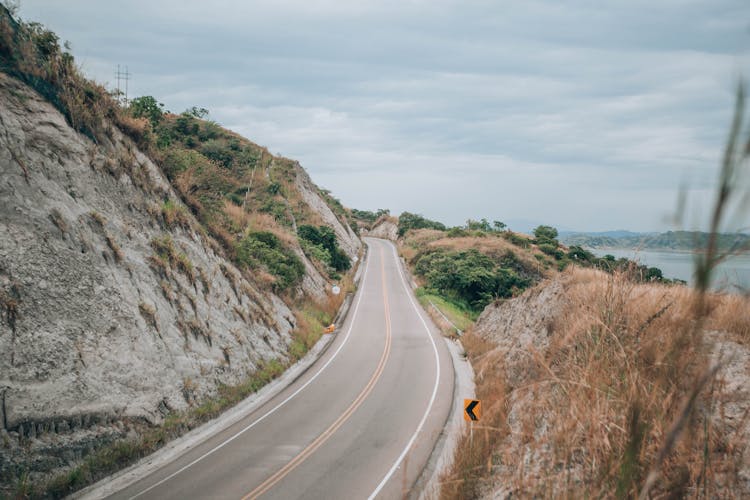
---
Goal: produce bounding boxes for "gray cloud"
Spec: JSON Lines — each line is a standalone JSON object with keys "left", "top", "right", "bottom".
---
{"left": 18, "top": 0, "right": 750, "bottom": 231}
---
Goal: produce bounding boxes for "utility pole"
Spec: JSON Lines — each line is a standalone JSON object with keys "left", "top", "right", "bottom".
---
{"left": 115, "top": 64, "right": 130, "bottom": 106}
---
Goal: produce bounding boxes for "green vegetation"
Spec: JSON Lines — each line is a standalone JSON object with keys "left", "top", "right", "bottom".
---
{"left": 400, "top": 214, "right": 676, "bottom": 317}
{"left": 350, "top": 208, "right": 389, "bottom": 224}
{"left": 129, "top": 95, "right": 165, "bottom": 126}
{"left": 415, "top": 249, "right": 530, "bottom": 310}
{"left": 0, "top": 6, "right": 128, "bottom": 144}
{"left": 297, "top": 224, "right": 351, "bottom": 272}
{"left": 397, "top": 211, "right": 446, "bottom": 236}
{"left": 350, "top": 208, "right": 390, "bottom": 232}
{"left": 0, "top": 5, "right": 352, "bottom": 294}
{"left": 236, "top": 231, "right": 305, "bottom": 291}
{"left": 414, "top": 288, "right": 477, "bottom": 332}
{"left": 464, "top": 218, "right": 507, "bottom": 232}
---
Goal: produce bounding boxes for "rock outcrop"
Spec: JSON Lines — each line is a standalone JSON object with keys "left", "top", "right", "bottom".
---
{"left": 366, "top": 217, "right": 399, "bottom": 241}
{"left": 0, "top": 72, "right": 359, "bottom": 484}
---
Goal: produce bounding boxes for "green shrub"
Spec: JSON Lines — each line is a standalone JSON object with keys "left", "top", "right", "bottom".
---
{"left": 236, "top": 231, "right": 304, "bottom": 290}
{"left": 502, "top": 231, "right": 531, "bottom": 248}
{"left": 539, "top": 243, "right": 564, "bottom": 260}
{"left": 447, "top": 227, "right": 469, "bottom": 238}
{"left": 297, "top": 224, "right": 350, "bottom": 271}
{"left": 533, "top": 225, "right": 559, "bottom": 245}
{"left": 415, "top": 249, "right": 529, "bottom": 310}
{"left": 398, "top": 211, "right": 446, "bottom": 236}
{"left": 200, "top": 139, "right": 233, "bottom": 168}
{"left": 129, "top": 96, "right": 164, "bottom": 126}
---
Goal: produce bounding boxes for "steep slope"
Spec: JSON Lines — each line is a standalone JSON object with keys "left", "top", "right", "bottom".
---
{"left": 441, "top": 269, "right": 750, "bottom": 498}
{"left": 0, "top": 32, "right": 360, "bottom": 492}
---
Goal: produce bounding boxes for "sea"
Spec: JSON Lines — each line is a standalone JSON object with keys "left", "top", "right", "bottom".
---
{"left": 588, "top": 248, "right": 750, "bottom": 293}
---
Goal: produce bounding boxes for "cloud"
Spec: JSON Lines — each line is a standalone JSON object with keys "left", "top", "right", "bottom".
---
{"left": 18, "top": 0, "right": 750, "bottom": 231}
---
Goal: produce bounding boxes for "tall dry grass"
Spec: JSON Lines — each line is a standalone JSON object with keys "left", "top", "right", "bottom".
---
{"left": 441, "top": 267, "right": 749, "bottom": 498}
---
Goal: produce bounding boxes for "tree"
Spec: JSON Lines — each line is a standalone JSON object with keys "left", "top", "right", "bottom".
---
{"left": 397, "top": 212, "right": 446, "bottom": 236}
{"left": 129, "top": 96, "right": 164, "bottom": 126}
{"left": 465, "top": 218, "right": 492, "bottom": 232}
{"left": 533, "top": 225, "right": 559, "bottom": 245}
{"left": 493, "top": 220, "right": 507, "bottom": 232}
{"left": 184, "top": 106, "right": 209, "bottom": 119}
{"left": 568, "top": 245, "right": 595, "bottom": 262}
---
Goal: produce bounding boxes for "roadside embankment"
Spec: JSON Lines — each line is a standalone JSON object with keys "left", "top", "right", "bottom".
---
{"left": 439, "top": 267, "right": 750, "bottom": 498}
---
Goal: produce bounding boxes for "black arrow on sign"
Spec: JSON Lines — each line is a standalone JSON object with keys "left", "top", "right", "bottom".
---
{"left": 465, "top": 400, "right": 479, "bottom": 421}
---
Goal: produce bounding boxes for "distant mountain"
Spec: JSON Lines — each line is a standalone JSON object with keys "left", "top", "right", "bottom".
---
{"left": 559, "top": 230, "right": 649, "bottom": 239}
{"left": 561, "top": 230, "right": 750, "bottom": 252}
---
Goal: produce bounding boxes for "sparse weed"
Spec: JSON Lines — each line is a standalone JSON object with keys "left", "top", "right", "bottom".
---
{"left": 138, "top": 302, "right": 157, "bottom": 332}
{"left": 49, "top": 208, "right": 68, "bottom": 235}
{"left": 105, "top": 233, "right": 123, "bottom": 263}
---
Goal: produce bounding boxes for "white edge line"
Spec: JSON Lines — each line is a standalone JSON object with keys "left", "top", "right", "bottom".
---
{"left": 128, "top": 247, "right": 373, "bottom": 499}
{"left": 367, "top": 241, "right": 442, "bottom": 499}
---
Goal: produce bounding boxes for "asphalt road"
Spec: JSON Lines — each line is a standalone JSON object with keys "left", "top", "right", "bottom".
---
{"left": 106, "top": 237, "right": 454, "bottom": 500}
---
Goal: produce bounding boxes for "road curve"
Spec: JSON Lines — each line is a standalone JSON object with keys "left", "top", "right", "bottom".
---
{"left": 105, "top": 237, "right": 454, "bottom": 499}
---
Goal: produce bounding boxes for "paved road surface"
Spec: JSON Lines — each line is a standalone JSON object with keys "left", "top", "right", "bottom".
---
{"left": 106, "top": 238, "right": 454, "bottom": 499}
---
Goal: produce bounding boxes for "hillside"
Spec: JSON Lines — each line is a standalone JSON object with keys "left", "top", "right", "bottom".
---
{"left": 441, "top": 269, "right": 750, "bottom": 498}
{"left": 0, "top": 8, "right": 360, "bottom": 496}
{"left": 384, "top": 210, "right": 750, "bottom": 497}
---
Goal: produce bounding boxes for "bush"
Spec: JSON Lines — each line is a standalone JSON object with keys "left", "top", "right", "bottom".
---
{"left": 398, "top": 211, "right": 446, "bottom": 236}
{"left": 297, "top": 224, "right": 350, "bottom": 271}
{"left": 502, "top": 231, "right": 532, "bottom": 248}
{"left": 539, "top": 243, "right": 564, "bottom": 260}
{"left": 236, "top": 231, "right": 304, "bottom": 290}
{"left": 200, "top": 139, "right": 233, "bottom": 168}
{"left": 415, "top": 249, "right": 529, "bottom": 310}
{"left": 129, "top": 96, "right": 164, "bottom": 126}
{"left": 533, "top": 225, "right": 559, "bottom": 245}
{"left": 568, "top": 245, "right": 595, "bottom": 263}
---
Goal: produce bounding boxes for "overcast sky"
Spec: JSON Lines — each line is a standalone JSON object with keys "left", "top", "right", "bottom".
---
{"left": 17, "top": 0, "right": 750, "bottom": 232}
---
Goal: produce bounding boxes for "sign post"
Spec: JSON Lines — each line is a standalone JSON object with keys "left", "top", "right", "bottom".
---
{"left": 464, "top": 399, "right": 480, "bottom": 455}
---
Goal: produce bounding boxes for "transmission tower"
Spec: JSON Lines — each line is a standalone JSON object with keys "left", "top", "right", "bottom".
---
{"left": 115, "top": 64, "right": 130, "bottom": 106}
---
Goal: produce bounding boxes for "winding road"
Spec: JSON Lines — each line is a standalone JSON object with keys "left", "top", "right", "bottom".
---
{"left": 104, "top": 238, "right": 454, "bottom": 499}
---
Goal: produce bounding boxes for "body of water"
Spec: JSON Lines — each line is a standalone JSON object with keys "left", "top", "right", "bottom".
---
{"left": 588, "top": 248, "right": 750, "bottom": 292}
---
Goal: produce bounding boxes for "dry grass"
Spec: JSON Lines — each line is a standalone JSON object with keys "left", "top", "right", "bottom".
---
{"left": 440, "top": 332, "right": 508, "bottom": 499}
{"left": 138, "top": 302, "right": 158, "bottom": 332}
{"left": 48, "top": 208, "right": 68, "bottom": 235}
{"left": 247, "top": 212, "right": 299, "bottom": 249}
{"left": 442, "top": 267, "right": 749, "bottom": 498}
{"left": 708, "top": 293, "right": 750, "bottom": 345}
{"left": 429, "top": 235, "right": 546, "bottom": 271}
{"left": 162, "top": 200, "right": 191, "bottom": 230}
{"left": 150, "top": 236, "right": 195, "bottom": 285}
{"left": 223, "top": 200, "right": 251, "bottom": 231}
{"left": 104, "top": 234, "right": 123, "bottom": 263}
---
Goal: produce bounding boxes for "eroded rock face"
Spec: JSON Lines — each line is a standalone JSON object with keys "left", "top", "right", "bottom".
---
{"left": 366, "top": 218, "right": 398, "bottom": 241}
{"left": 473, "top": 279, "right": 565, "bottom": 388}
{"left": 0, "top": 73, "right": 358, "bottom": 483}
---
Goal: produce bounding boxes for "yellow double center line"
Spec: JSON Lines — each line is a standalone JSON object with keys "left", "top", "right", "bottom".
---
{"left": 242, "top": 246, "right": 393, "bottom": 499}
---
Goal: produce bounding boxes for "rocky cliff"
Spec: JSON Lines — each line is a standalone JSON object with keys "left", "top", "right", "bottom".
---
{"left": 366, "top": 217, "right": 398, "bottom": 241}
{"left": 0, "top": 69, "right": 360, "bottom": 487}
